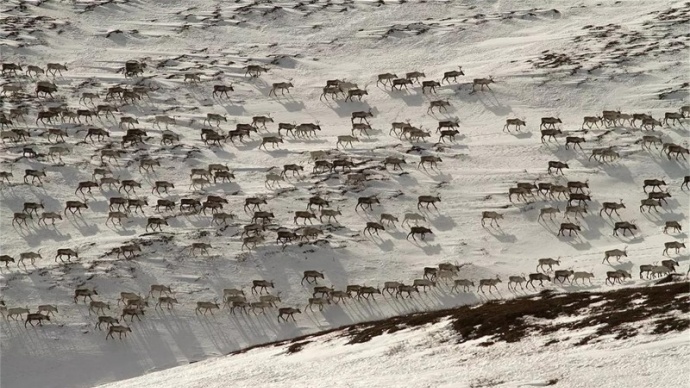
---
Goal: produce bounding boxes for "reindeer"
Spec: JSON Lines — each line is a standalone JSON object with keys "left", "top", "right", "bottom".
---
{"left": 376, "top": 73, "right": 398, "bottom": 86}
{"left": 663, "top": 112, "right": 683, "bottom": 126}
{"left": 526, "top": 273, "right": 551, "bottom": 289}
{"left": 74, "top": 288, "right": 98, "bottom": 303}
{"left": 64, "top": 201, "right": 88, "bottom": 216}
{"left": 418, "top": 155, "right": 442, "bottom": 170}
{"left": 379, "top": 213, "right": 399, "bottom": 226}
{"left": 195, "top": 301, "right": 220, "bottom": 316}
{"left": 213, "top": 84, "right": 234, "bottom": 98}
{"left": 540, "top": 117, "right": 562, "bottom": 130}
{"left": 84, "top": 128, "right": 110, "bottom": 143}
{"left": 613, "top": 221, "right": 637, "bottom": 236}
{"left": 24, "top": 169, "right": 47, "bottom": 185}
{"left": 277, "top": 307, "right": 301, "bottom": 322}
{"left": 664, "top": 221, "right": 682, "bottom": 234}
{"left": 321, "top": 85, "right": 342, "bottom": 101}
{"left": 558, "top": 222, "right": 581, "bottom": 236}
{"left": 477, "top": 276, "right": 501, "bottom": 293}
{"left": 305, "top": 297, "right": 331, "bottom": 312}
{"left": 244, "top": 197, "right": 267, "bottom": 212}
{"left": 547, "top": 161, "right": 569, "bottom": 175}
{"left": 351, "top": 110, "right": 374, "bottom": 124}
{"left": 2, "top": 63, "right": 22, "bottom": 75}
{"left": 602, "top": 247, "right": 628, "bottom": 263}
{"left": 357, "top": 286, "right": 381, "bottom": 300}
{"left": 564, "top": 205, "right": 587, "bottom": 219}
{"left": 421, "top": 80, "right": 441, "bottom": 93}
{"left": 639, "top": 198, "right": 662, "bottom": 213}
{"left": 661, "top": 259, "right": 679, "bottom": 272}
{"left": 417, "top": 195, "right": 441, "bottom": 210}
{"left": 441, "top": 67, "right": 464, "bottom": 84}
{"left": 641, "top": 117, "right": 662, "bottom": 131}
{"left": 146, "top": 217, "right": 168, "bottom": 232}
{"left": 436, "top": 129, "right": 460, "bottom": 143}
{"left": 260, "top": 136, "right": 283, "bottom": 149}
{"left": 35, "top": 82, "right": 58, "bottom": 98}
{"left": 154, "top": 297, "right": 178, "bottom": 310}
{"left": 354, "top": 195, "right": 379, "bottom": 212}
{"left": 568, "top": 193, "right": 592, "bottom": 206}
{"left": 643, "top": 179, "right": 667, "bottom": 193}
{"left": 244, "top": 64, "right": 270, "bottom": 77}
{"left": 251, "top": 115, "right": 274, "bottom": 129}
{"left": 364, "top": 222, "right": 385, "bottom": 236}
{"left": 6, "top": 307, "right": 30, "bottom": 321}
{"left": 427, "top": 100, "right": 451, "bottom": 113}
{"left": 105, "top": 211, "right": 128, "bottom": 226}
{"left": 278, "top": 122, "right": 296, "bottom": 137}
{"left": 294, "top": 211, "right": 317, "bottom": 225}
{"left": 248, "top": 280, "right": 274, "bottom": 295}
{"left": 663, "top": 241, "right": 686, "bottom": 256}
{"left": 320, "top": 209, "right": 342, "bottom": 223}
{"left": 390, "top": 78, "right": 412, "bottom": 91}
{"left": 38, "top": 212, "right": 62, "bottom": 225}
{"left": 509, "top": 187, "right": 530, "bottom": 202}
{"left": 301, "top": 270, "right": 325, "bottom": 285}
{"left": 582, "top": 116, "right": 602, "bottom": 129}
{"left": 24, "top": 313, "right": 50, "bottom": 328}
{"left": 346, "top": 88, "right": 368, "bottom": 101}
{"left": 606, "top": 270, "right": 631, "bottom": 285}
{"left": 572, "top": 271, "right": 594, "bottom": 285}
{"left": 149, "top": 284, "right": 173, "bottom": 297}
{"left": 12, "top": 213, "right": 32, "bottom": 227}
{"left": 450, "top": 279, "right": 474, "bottom": 293}
{"left": 405, "top": 71, "right": 426, "bottom": 83}
{"left": 601, "top": 110, "right": 621, "bottom": 126}
{"left": 503, "top": 118, "right": 526, "bottom": 132}
{"left": 647, "top": 191, "right": 672, "bottom": 205}
{"left": 45, "top": 63, "right": 68, "bottom": 76}
{"left": 666, "top": 144, "right": 689, "bottom": 161}
{"left": 269, "top": 81, "right": 294, "bottom": 96}
{"left": 55, "top": 248, "right": 78, "bottom": 263}
{"left": 472, "top": 76, "right": 494, "bottom": 91}
{"left": 534, "top": 258, "right": 560, "bottom": 273}
{"left": 600, "top": 200, "right": 625, "bottom": 217}
{"left": 251, "top": 211, "right": 274, "bottom": 225}
{"left": 538, "top": 206, "right": 560, "bottom": 221}
{"left": 0, "top": 255, "right": 15, "bottom": 267}
{"left": 154, "top": 115, "right": 176, "bottom": 129}
{"left": 565, "top": 136, "right": 586, "bottom": 150}
{"left": 88, "top": 300, "right": 111, "bottom": 316}
{"left": 481, "top": 211, "right": 503, "bottom": 227}
{"left": 507, "top": 274, "right": 526, "bottom": 291}
{"left": 407, "top": 226, "right": 433, "bottom": 241}
{"left": 383, "top": 281, "right": 404, "bottom": 296}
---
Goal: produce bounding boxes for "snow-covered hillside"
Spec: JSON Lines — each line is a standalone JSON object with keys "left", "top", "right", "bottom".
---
{"left": 97, "top": 283, "right": 690, "bottom": 388}
{"left": 1, "top": 0, "right": 688, "bottom": 387}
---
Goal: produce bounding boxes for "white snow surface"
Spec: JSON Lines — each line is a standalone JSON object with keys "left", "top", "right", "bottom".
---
{"left": 96, "top": 320, "right": 690, "bottom": 388}
{"left": 1, "top": 0, "right": 689, "bottom": 387}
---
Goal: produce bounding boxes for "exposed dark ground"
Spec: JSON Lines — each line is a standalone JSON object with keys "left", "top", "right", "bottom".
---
{"left": 229, "top": 280, "right": 689, "bottom": 356}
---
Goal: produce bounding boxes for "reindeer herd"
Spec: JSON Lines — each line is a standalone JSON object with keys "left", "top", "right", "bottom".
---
{"left": 1, "top": 56, "right": 688, "bottom": 343}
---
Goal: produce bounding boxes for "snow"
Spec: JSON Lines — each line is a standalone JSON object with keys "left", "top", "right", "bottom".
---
{"left": 95, "top": 320, "right": 690, "bottom": 388}
{"left": 1, "top": 0, "right": 689, "bottom": 387}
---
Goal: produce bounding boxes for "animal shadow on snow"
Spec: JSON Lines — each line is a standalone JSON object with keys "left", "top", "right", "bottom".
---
{"left": 428, "top": 214, "right": 456, "bottom": 231}
{"left": 275, "top": 96, "right": 306, "bottom": 112}
{"left": 484, "top": 225, "right": 517, "bottom": 243}
{"left": 408, "top": 238, "right": 442, "bottom": 255}
{"left": 468, "top": 90, "right": 512, "bottom": 116}
{"left": 380, "top": 87, "right": 425, "bottom": 107}
{"left": 325, "top": 100, "right": 372, "bottom": 118}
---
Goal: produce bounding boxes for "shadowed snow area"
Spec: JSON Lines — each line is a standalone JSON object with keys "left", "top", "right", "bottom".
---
{"left": 1, "top": 0, "right": 689, "bottom": 387}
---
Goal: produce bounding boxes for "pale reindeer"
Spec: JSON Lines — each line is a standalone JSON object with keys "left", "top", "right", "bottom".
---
{"left": 472, "top": 76, "right": 494, "bottom": 91}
